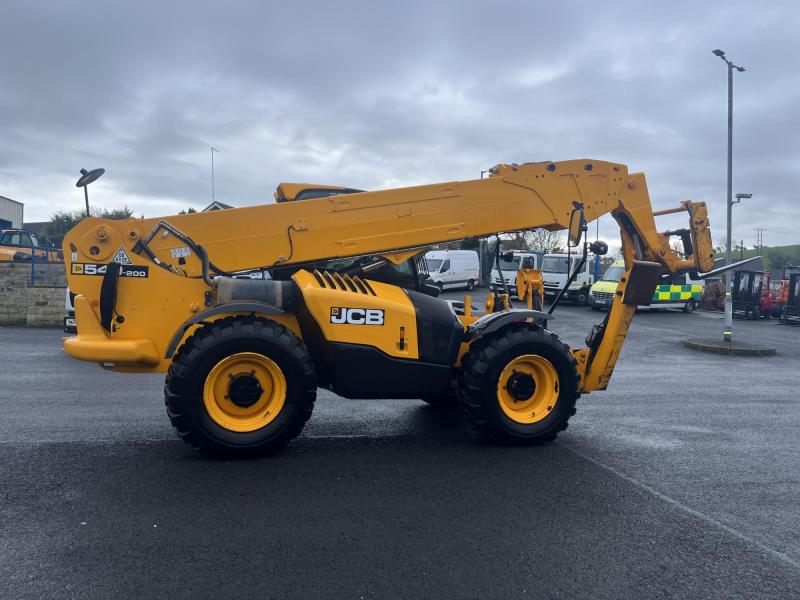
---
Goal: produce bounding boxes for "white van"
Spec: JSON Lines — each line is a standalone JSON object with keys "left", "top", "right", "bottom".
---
{"left": 425, "top": 250, "right": 480, "bottom": 291}
{"left": 490, "top": 251, "right": 539, "bottom": 296}
{"left": 540, "top": 253, "right": 597, "bottom": 305}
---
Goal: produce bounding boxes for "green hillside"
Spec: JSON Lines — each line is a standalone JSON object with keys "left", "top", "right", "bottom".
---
{"left": 714, "top": 244, "right": 800, "bottom": 271}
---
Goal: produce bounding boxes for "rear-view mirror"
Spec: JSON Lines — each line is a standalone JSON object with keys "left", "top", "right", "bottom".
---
{"left": 568, "top": 208, "right": 586, "bottom": 247}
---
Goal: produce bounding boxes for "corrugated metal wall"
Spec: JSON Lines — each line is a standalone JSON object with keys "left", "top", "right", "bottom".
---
{"left": 0, "top": 197, "right": 24, "bottom": 228}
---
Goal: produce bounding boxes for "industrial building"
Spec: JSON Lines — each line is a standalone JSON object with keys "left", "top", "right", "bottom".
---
{"left": 0, "top": 195, "right": 24, "bottom": 229}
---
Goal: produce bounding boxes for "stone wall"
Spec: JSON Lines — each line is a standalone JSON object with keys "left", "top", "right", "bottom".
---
{"left": 0, "top": 262, "right": 67, "bottom": 327}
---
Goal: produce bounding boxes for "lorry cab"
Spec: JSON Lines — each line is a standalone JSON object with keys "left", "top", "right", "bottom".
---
{"left": 541, "top": 253, "right": 596, "bottom": 305}
{"left": 490, "top": 251, "right": 539, "bottom": 296}
{"left": 424, "top": 250, "right": 480, "bottom": 292}
{"left": 589, "top": 260, "right": 703, "bottom": 312}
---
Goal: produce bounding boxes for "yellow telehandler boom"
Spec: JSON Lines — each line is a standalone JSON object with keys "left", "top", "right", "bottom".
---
{"left": 62, "top": 159, "right": 715, "bottom": 456}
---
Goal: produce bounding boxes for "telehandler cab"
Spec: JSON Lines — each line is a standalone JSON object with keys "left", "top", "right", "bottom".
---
{"left": 63, "top": 159, "right": 716, "bottom": 457}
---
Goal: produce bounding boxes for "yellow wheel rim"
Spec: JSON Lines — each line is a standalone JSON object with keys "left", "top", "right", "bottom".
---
{"left": 203, "top": 352, "right": 287, "bottom": 433}
{"left": 496, "top": 354, "right": 560, "bottom": 424}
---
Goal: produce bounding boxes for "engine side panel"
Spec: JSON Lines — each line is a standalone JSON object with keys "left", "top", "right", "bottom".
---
{"left": 292, "top": 269, "right": 420, "bottom": 360}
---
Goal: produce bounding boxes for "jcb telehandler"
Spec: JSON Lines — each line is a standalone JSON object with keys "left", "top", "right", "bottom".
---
{"left": 62, "top": 160, "right": 716, "bottom": 457}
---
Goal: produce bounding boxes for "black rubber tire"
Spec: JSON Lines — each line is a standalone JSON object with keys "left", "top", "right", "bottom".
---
{"left": 751, "top": 305, "right": 761, "bottom": 320}
{"left": 575, "top": 290, "right": 589, "bottom": 306}
{"left": 457, "top": 324, "right": 579, "bottom": 445}
{"left": 436, "top": 282, "right": 444, "bottom": 294}
{"left": 466, "top": 279, "right": 475, "bottom": 291}
{"left": 683, "top": 299, "right": 696, "bottom": 313}
{"left": 164, "top": 316, "right": 316, "bottom": 458}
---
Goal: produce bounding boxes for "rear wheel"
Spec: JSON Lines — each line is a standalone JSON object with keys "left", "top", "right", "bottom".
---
{"left": 683, "top": 299, "right": 696, "bottom": 313}
{"left": 164, "top": 316, "right": 316, "bottom": 458}
{"left": 458, "top": 324, "right": 579, "bottom": 445}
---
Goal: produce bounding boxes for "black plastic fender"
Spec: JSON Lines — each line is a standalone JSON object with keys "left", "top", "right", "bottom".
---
{"left": 164, "top": 301, "right": 284, "bottom": 359}
{"left": 463, "top": 309, "right": 554, "bottom": 342}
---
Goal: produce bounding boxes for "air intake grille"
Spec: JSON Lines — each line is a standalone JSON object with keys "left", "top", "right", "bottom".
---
{"left": 312, "top": 270, "right": 376, "bottom": 295}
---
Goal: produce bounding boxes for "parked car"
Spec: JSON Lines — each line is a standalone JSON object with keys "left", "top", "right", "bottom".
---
{"left": 424, "top": 250, "right": 480, "bottom": 291}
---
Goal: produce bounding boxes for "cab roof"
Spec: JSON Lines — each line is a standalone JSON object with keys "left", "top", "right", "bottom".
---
{"left": 274, "top": 183, "right": 365, "bottom": 203}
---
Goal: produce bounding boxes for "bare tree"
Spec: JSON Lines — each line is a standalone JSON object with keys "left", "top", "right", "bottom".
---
{"left": 499, "top": 229, "right": 564, "bottom": 253}
{"left": 526, "top": 228, "right": 565, "bottom": 253}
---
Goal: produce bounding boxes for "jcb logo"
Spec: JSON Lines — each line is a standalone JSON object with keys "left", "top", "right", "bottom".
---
{"left": 330, "top": 307, "right": 385, "bottom": 325}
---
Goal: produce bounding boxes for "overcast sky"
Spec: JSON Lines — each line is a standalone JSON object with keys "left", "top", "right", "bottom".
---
{"left": 1, "top": 1, "right": 798, "bottom": 249}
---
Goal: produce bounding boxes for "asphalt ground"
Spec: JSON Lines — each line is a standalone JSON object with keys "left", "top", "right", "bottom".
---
{"left": 1, "top": 291, "right": 799, "bottom": 599}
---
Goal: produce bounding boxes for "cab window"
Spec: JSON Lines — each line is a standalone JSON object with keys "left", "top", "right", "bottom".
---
{"left": 425, "top": 258, "right": 443, "bottom": 272}
{"left": 659, "top": 273, "right": 681, "bottom": 286}
{"left": 541, "top": 257, "right": 569, "bottom": 273}
{"left": 737, "top": 274, "right": 749, "bottom": 293}
{"left": 498, "top": 256, "right": 521, "bottom": 272}
{"left": 521, "top": 256, "right": 535, "bottom": 269}
{"left": 2, "top": 232, "right": 32, "bottom": 246}
{"left": 440, "top": 259, "right": 450, "bottom": 273}
{"left": 602, "top": 266, "right": 625, "bottom": 282}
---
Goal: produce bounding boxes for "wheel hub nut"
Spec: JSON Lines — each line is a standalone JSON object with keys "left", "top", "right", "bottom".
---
{"left": 507, "top": 372, "right": 535, "bottom": 402}
{"left": 228, "top": 374, "right": 263, "bottom": 408}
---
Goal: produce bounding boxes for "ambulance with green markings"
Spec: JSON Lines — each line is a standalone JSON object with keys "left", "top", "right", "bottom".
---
{"left": 589, "top": 260, "right": 704, "bottom": 312}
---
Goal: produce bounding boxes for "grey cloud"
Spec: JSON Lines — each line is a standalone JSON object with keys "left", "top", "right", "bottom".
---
{"left": 0, "top": 0, "right": 798, "bottom": 249}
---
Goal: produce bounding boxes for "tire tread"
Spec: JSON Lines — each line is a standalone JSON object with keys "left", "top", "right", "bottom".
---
{"left": 457, "top": 323, "right": 580, "bottom": 445}
{"left": 163, "top": 316, "right": 316, "bottom": 457}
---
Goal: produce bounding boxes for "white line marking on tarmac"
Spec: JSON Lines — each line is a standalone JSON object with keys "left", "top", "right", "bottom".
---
{"left": 562, "top": 443, "right": 800, "bottom": 571}
{"left": 304, "top": 433, "right": 412, "bottom": 439}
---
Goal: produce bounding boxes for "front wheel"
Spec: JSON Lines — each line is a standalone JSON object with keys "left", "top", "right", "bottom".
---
{"left": 164, "top": 316, "right": 317, "bottom": 458}
{"left": 683, "top": 299, "right": 696, "bottom": 313}
{"left": 458, "top": 324, "right": 579, "bottom": 445}
{"left": 466, "top": 279, "right": 475, "bottom": 291}
{"left": 574, "top": 290, "right": 589, "bottom": 306}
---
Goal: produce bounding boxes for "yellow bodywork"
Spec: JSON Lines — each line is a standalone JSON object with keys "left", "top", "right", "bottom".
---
{"left": 516, "top": 268, "right": 545, "bottom": 310}
{"left": 0, "top": 246, "right": 60, "bottom": 262}
{"left": 62, "top": 159, "right": 715, "bottom": 396}
{"left": 294, "top": 269, "right": 419, "bottom": 359}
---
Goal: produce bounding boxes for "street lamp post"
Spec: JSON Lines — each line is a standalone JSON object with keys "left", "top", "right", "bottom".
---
{"left": 210, "top": 146, "right": 221, "bottom": 202}
{"left": 713, "top": 49, "right": 745, "bottom": 342}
